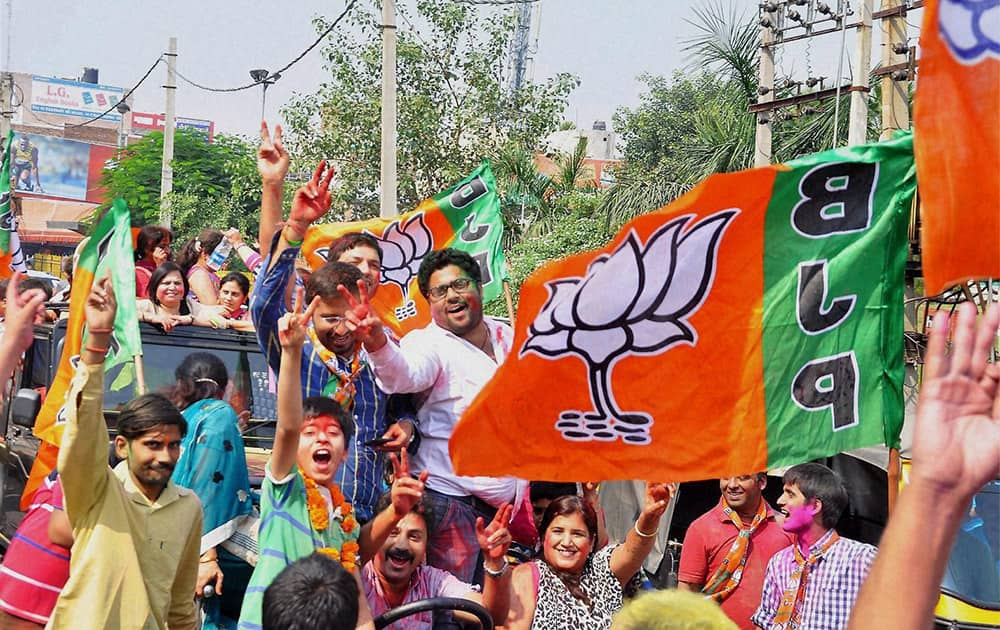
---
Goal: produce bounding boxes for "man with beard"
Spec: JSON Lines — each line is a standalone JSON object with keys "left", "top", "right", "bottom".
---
{"left": 751, "top": 463, "right": 877, "bottom": 630}
{"left": 250, "top": 160, "right": 416, "bottom": 524}
{"left": 348, "top": 248, "right": 525, "bottom": 584}
{"left": 677, "top": 474, "right": 791, "bottom": 629}
{"left": 362, "top": 493, "right": 513, "bottom": 628}
{"left": 47, "top": 276, "right": 202, "bottom": 629}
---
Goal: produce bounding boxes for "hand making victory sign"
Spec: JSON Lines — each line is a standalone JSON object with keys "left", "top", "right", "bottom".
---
{"left": 387, "top": 448, "right": 429, "bottom": 518}
{"left": 257, "top": 121, "right": 290, "bottom": 185}
{"left": 337, "top": 278, "right": 389, "bottom": 352}
{"left": 286, "top": 161, "right": 336, "bottom": 239}
{"left": 476, "top": 502, "right": 514, "bottom": 563}
{"left": 277, "top": 287, "right": 319, "bottom": 350}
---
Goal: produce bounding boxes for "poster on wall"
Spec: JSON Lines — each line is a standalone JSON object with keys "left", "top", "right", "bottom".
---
{"left": 31, "top": 76, "right": 124, "bottom": 122}
{"left": 10, "top": 133, "right": 92, "bottom": 201}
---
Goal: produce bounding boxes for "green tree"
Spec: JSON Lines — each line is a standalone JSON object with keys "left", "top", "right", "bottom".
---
{"left": 98, "top": 129, "right": 265, "bottom": 246}
{"left": 281, "top": 0, "right": 578, "bottom": 219}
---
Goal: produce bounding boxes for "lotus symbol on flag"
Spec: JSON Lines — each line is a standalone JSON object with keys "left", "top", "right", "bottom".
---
{"left": 520, "top": 210, "right": 738, "bottom": 445}
{"left": 938, "top": 0, "right": 1000, "bottom": 63}
{"left": 368, "top": 214, "right": 433, "bottom": 320}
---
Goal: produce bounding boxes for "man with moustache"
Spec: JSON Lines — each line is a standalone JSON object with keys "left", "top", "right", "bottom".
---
{"left": 751, "top": 463, "right": 877, "bottom": 630}
{"left": 352, "top": 249, "right": 525, "bottom": 584}
{"left": 678, "top": 474, "right": 791, "bottom": 629}
{"left": 48, "top": 276, "right": 202, "bottom": 629}
{"left": 362, "top": 494, "right": 513, "bottom": 629}
{"left": 250, "top": 161, "right": 416, "bottom": 524}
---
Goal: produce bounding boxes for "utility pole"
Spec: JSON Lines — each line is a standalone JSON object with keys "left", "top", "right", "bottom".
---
{"left": 847, "top": 0, "right": 873, "bottom": 145}
{"left": 0, "top": 73, "right": 11, "bottom": 143}
{"left": 379, "top": 0, "right": 397, "bottom": 219}
{"left": 876, "top": 0, "right": 912, "bottom": 140}
{"left": 509, "top": 1, "right": 533, "bottom": 92}
{"left": 160, "top": 37, "right": 177, "bottom": 229}
{"left": 754, "top": 8, "right": 776, "bottom": 167}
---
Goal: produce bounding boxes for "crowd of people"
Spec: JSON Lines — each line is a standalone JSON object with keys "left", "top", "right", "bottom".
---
{"left": 0, "top": 121, "right": 994, "bottom": 630}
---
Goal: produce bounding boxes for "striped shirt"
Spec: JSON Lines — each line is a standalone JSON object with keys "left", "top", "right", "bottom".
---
{"left": 751, "top": 530, "right": 877, "bottom": 630}
{"left": 250, "top": 240, "right": 411, "bottom": 522}
{"left": 0, "top": 475, "right": 70, "bottom": 625}
{"left": 362, "top": 562, "right": 473, "bottom": 629}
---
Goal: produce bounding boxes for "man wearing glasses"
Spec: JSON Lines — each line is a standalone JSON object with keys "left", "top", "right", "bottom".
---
{"left": 357, "top": 249, "right": 522, "bottom": 586}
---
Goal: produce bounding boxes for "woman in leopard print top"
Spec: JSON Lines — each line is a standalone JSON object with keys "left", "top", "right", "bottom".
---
{"left": 506, "top": 483, "right": 673, "bottom": 629}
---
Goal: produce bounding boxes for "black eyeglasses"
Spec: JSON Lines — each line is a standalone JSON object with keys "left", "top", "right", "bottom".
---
{"left": 428, "top": 277, "right": 475, "bottom": 300}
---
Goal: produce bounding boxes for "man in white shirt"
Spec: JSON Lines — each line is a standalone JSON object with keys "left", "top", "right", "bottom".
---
{"left": 350, "top": 249, "right": 523, "bottom": 585}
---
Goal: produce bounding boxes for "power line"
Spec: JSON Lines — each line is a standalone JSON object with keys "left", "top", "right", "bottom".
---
{"left": 455, "top": 0, "right": 540, "bottom": 4}
{"left": 174, "top": 0, "right": 360, "bottom": 93}
{"left": 66, "top": 56, "right": 164, "bottom": 128}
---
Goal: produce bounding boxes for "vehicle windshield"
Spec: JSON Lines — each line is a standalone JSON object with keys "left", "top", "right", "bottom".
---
{"left": 103, "top": 338, "right": 277, "bottom": 450}
{"left": 941, "top": 479, "right": 1000, "bottom": 609}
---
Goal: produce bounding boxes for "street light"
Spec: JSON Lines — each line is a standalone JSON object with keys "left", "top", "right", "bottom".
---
{"left": 249, "top": 69, "right": 281, "bottom": 121}
{"left": 115, "top": 101, "right": 131, "bottom": 148}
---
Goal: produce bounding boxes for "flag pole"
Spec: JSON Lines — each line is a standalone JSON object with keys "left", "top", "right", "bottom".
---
{"left": 503, "top": 279, "right": 516, "bottom": 326}
{"left": 886, "top": 446, "right": 901, "bottom": 514}
{"left": 134, "top": 354, "right": 147, "bottom": 395}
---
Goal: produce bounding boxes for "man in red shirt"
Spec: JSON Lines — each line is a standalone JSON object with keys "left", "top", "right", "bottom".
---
{"left": 677, "top": 474, "right": 791, "bottom": 629}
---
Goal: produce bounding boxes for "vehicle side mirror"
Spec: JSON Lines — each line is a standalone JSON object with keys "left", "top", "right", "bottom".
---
{"left": 12, "top": 388, "right": 41, "bottom": 429}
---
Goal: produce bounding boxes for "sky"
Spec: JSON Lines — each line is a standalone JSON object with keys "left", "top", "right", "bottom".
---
{"left": 6, "top": 0, "right": 918, "bottom": 138}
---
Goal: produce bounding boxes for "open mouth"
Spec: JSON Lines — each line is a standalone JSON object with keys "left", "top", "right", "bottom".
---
{"left": 446, "top": 302, "right": 468, "bottom": 315}
{"left": 555, "top": 548, "right": 578, "bottom": 559}
{"left": 313, "top": 449, "right": 332, "bottom": 467}
{"left": 386, "top": 550, "right": 413, "bottom": 569}
{"left": 779, "top": 508, "right": 790, "bottom": 518}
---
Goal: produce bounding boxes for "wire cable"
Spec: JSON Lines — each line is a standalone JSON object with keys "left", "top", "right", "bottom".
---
{"left": 454, "top": 0, "right": 540, "bottom": 4}
{"left": 174, "top": 0, "right": 359, "bottom": 93}
{"left": 64, "top": 56, "right": 164, "bottom": 128}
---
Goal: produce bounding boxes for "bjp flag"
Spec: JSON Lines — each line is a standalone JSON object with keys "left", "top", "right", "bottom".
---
{"left": 915, "top": 0, "right": 999, "bottom": 293}
{"left": 451, "top": 135, "right": 916, "bottom": 482}
{"left": 23, "top": 199, "right": 142, "bottom": 507}
{"left": 0, "top": 131, "right": 27, "bottom": 279}
{"left": 302, "top": 161, "right": 508, "bottom": 337}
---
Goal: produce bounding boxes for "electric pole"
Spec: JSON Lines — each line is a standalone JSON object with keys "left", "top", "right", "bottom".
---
{"left": 509, "top": 1, "right": 533, "bottom": 92}
{"left": 160, "top": 37, "right": 177, "bottom": 229}
{"left": 380, "top": 0, "right": 397, "bottom": 219}
{"left": 755, "top": 9, "right": 776, "bottom": 167}
{"left": 876, "top": 0, "right": 913, "bottom": 139}
{"left": 847, "top": 0, "right": 873, "bottom": 145}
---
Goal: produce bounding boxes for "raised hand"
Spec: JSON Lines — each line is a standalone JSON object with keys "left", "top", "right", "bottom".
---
{"left": 85, "top": 273, "right": 117, "bottom": 332}
{"left": 277, "top": 286, "right": 319, "bottom": 350}
{"left": 287, "top": 161, "right": 335, "bottom": 234}
{"left": 476, "top": 502, "right": 514, "bottom": 561}
{"left": 339, "top": 279, "right": 386, "bottom": 350}
{"left": 388, "top": 448, "right": 428, "bottom": 517}
{"left": 642, "top": 481, "right": 673, "bottom": 520}
{"left": 223, "top": 227, "right": 245, "bottom": 247}
{"left": 3, "top": 271, "right": 47, "bottom": 355}
{"left": 914, "top": 303, "right": 1000, "bottom": 498}
{"left": 257, "top": 121, "right": 290, "bottom": 185}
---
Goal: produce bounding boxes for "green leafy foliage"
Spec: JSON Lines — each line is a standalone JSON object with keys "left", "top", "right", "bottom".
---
{"left": 98, "top": 129, "right": 268, "bottom": 247}
{"left": 281, "top": 0, "right": 578, "bottom": 219}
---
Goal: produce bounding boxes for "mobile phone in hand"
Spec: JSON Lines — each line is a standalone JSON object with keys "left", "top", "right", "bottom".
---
{"left": 364, "top": 437, "right": 392, "bottom": 448}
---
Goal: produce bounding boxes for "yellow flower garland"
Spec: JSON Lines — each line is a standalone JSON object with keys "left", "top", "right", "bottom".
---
{"left": 301, "top": 470, "right": 359, "bottom": 571}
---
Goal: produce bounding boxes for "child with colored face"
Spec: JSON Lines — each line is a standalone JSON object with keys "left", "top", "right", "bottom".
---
{"left": 238, "top": 289, "right": 427, "bottom": 630}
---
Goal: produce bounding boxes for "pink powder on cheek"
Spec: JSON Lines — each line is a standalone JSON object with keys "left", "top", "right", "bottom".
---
{"left": 782, "top": 503, "right": 817, "bottom": 533}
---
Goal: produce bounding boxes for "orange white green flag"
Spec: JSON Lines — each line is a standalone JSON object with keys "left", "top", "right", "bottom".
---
{"left": 301, "top": 161, "right": 507, "bottom": 337}
{"left": 914, "top": 0, "right": 999, "bottom": 293}
{"left": 450, "top": 135, "right": 916, "bottom": 482}
{"left": 23, "top": 199, "right": 142, "bottom": 507}
{"left": 0, "top": 131, "right": 27, "bottom": 279}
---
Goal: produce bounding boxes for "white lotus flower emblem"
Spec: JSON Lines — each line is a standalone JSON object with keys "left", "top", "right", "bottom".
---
{"left": 938, "top": 0, "right": 999, "bottom": 64}
{"left": 520, "top": 210, "right": 738, "bottom": 445}
{"left": 367, "top": 214, "right": 433, "bottom": 320}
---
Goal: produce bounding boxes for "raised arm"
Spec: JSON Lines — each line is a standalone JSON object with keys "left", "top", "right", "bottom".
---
{"left": 358, "top": 449, "right": 428, "bottom": 565}
{"left": 257, "top": 121, "right": 290, "bottom": 259}
{"left": 849, "top": 303, "right": 1000, "bottom": 629}
{"left": 469, "top": 503, "right": 514, "bottom": 626}
{"left": 609, "top": 481, "right": 673, "bottom": 586}
{"left": 271, "top": 288, "right": 319, "bottom": 480}
{"left": 0, "top": 272, "right": 46, "bottom": 383}
{"left": 57, "top": 274, "right": 116, "bottom": 526}
{"left": 266, "top": 160, "right": 334, "bottom": 274}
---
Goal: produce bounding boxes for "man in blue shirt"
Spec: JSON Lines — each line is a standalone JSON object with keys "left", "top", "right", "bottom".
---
{"left": 250, "top": 162, "right": 417, "bottom": 523}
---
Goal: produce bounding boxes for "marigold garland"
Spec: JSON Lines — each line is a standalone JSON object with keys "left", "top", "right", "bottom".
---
{"left": 301, "top": 470, "right": 359, "bottom": 570}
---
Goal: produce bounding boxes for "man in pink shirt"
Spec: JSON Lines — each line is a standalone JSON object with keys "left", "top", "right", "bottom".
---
{"left": 362, "top": 494, "right": 513, "bottom": 629}
{"left": 678, "top": 474, "right": 791, "bottom": 629}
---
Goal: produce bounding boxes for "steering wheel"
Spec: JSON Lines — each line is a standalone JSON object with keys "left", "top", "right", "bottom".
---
{"left": 373, "top": 597, "right": 493, "bottom": 629}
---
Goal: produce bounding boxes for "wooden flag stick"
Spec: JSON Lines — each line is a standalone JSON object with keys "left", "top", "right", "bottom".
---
{"left": 503, "top": 279, "right": 516, "bottom": 327}
{"left": 887, "top": 446, "right": 901, "bottom": 514}
{"left": 134, "top": 354, "right": 147, "bottom": 395}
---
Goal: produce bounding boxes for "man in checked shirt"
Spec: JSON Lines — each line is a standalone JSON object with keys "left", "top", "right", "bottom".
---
{"left": 752, "top": 463, "right": 877, "bottom": 629}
